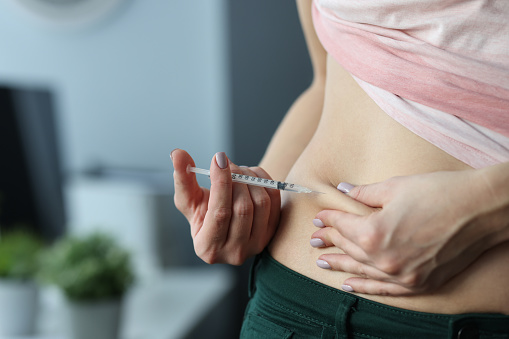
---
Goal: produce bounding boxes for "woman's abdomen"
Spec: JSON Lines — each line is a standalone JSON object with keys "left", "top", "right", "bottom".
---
{"left": 268, "top": 56, "right": 509, "bottom": 315}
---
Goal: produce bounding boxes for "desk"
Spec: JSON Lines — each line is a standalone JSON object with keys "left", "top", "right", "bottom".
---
{"left": 2, "top": 266, "right": 235, "bottom": 339}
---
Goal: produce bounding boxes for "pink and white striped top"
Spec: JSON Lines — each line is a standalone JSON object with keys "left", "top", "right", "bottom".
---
{"left": 312, "top": 0, "right": 509, "bottom": 168}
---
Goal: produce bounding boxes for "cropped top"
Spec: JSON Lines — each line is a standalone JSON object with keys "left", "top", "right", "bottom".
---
{"left": 312, "top": 0, "right": 509, "bottom": 168}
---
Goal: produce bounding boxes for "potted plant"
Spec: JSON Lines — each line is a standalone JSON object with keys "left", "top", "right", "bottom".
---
{"left": 40, "top": 232, "right": 135, "bottom": 339}
{"left": 0, "top": 229, "right": 43, "bottom": 336}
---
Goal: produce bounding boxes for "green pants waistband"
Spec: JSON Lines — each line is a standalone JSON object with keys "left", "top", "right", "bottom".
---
{"left": 242, "top": 250, "right": 509, "bottom": 339}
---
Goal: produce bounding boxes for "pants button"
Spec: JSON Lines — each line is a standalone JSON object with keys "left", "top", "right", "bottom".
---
{"left": 457, "top": 323, "right": 479, "bottom": 339}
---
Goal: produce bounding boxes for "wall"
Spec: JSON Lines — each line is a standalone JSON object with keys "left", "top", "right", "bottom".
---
{"left": 227, "top": 1, "right": 312, "bottom": 335}
{"left": 229, "top": 2, "right": 312, "bottom": 166}
{"left": 0, "top": 0, "right": 230, "bottom": 173}
{"left": 0, "top": 1, "right": 313, "bottom": 337}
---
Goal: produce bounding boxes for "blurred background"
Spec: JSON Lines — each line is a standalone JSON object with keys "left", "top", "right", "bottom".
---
{"left": 0, "top": 0, "right": 311, "bottom": 338}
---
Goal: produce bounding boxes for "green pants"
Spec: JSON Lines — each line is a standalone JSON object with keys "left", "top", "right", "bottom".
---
{"left": 240, "top": 250, "right": 509, "bottom": 339}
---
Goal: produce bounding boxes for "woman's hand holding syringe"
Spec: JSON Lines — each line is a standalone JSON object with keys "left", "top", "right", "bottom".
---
{"left": 171, "top": 149, "right": 281, "bottom": 265}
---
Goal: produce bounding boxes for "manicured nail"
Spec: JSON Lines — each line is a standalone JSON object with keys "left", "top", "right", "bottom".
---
{"left": 310, "top": 238, "right": 325, "bottom": 248}
{"left": 342, "top": 284, "right": 354, "bottom": 292}
{"left": 170, "top": 148, "right": 178, "bottom": 161}
{"left": 216, "top": 152, "right": 228, "bottom": 169}
{"left": 337, "top": 182, "right": 355, "bottom": 194}
{"left": 313, "top": 219, "right": 325, "bottom": 228}
{"left": 316, "top": 259, "right": 331, "bottom": 269}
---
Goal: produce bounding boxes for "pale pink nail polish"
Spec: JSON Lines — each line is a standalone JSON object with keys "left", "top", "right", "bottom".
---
{"left": 313, "top": 219, "right": 325, "bottom": 228}
{"left": 342, "top": 284, "right": 354, "bottom": 292}
{"left": 337, "top": 182, "right": 355, "bottom": 194}
{"left": 216, "top": 152, "right": 228, "bottom": 169}
{"left": 310, "top": 238, "right": 325, "bottom": 248}
{"left": 316, "top": 259, "right": 331, "bottom": 269}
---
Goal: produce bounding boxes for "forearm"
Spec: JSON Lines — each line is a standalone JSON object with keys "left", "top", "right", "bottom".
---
{"left": 259, "top": 0, "right": 326, "bottom": 180}
{"left": 259, "top": 81, "right": 324, "bottom": 180}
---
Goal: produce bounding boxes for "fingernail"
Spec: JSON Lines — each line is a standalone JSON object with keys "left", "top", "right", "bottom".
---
{"left": 313, "top": 219, "right": 325, "bottom": 228}
{"left": 342, "top": 284, "right": 354, "bottom": 292}
{"left": 170, "top": 148, "right": 178, "bottom": 161}
{"left": 310, "top": 238, "right": 325, "bottom": 248}
{"left": 337, "top": 182, "right": 355, "bottom": 194}
{"left": 216, "top": 152, "right": 228, "bottom": 169}
{"left": 316, "top": 259, "right": 331, "bottom": 269}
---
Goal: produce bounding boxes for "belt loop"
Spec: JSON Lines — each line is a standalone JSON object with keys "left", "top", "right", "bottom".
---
{"left": 334, "top": 294, "right": 357, "bottom": 339}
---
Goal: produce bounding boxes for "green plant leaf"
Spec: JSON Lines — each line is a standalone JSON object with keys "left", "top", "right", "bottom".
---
{"left": 0, "top": 230, "right": 43, "bottom": 280}
{"left": 39, "top": 232, "right": 135, "bottom": 301}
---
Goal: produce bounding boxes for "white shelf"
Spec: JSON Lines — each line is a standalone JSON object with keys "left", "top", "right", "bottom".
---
{"left": 2, "top": 266, "right": 235, "bottom": 339}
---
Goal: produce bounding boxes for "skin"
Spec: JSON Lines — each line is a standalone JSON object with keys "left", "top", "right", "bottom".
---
{"left": 171, "top": 151, "right": 280, "bottom": 265}
{"left": 172, "top": 0, "right": 509, "bottom": 315}
{"left": 313, "top": 164, "right": 509, "bottom": 296}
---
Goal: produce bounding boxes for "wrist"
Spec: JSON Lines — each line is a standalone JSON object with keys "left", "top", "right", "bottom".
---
{"left": 472, "top": 162, "right": 509, "bottom": 242}
{"left": 476, "top": 162, "right": 509, "bottom": 209}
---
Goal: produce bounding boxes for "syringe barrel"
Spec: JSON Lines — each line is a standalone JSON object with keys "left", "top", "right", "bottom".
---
{"left": 231, "top": 173, "right": 279, "bottom": 189}
{"left": 189, "top": 166, "right": 317, "bottom": 193}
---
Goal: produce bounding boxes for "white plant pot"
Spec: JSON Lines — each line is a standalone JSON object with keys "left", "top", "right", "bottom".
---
{"left": 66, "top": 298, "right": 123, "bottom": 339}
{"left": 0, "top": 279, "right": 38, "bottom": 336}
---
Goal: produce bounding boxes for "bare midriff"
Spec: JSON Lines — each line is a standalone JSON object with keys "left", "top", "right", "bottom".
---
{"left": 268, "top": 55, "right": 509, "bottom": 315}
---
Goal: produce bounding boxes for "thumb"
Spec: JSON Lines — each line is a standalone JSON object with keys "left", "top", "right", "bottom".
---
{"left": 337, "top": 181, "right": 388, "bottom": 208}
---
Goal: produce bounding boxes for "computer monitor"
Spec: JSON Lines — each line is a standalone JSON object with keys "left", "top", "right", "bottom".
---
{"left": 0, "top": 84, "right": 65, "bottom": 241}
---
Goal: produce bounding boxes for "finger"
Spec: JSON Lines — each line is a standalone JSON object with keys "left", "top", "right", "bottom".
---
{"left": 240, "top": 166, "right": 275, "bottom": 253}
{"left": 346, "top": 180, "right": 394, "bottom": 208}
{"left": 310, "top": 226, "right": 335, "bottom": 248}
{"left": 312, "top": 227, "right": 372, "bottom": 264}
{"left": 199, "top": 152, "right": 235, "bottom": 244}
{"left": 171, "top": 149, "right": 204, "bottom": 215}
{"left": 341, "top": 277, "right": 413, "bottom": 296}
{"left": 318, "top": 253, "right": 391, "bottom": 281}
{"left": 315, "top": 210, "right": 376, "bottom": 250}
{"left": 249, "top": 167, "right": 281, "bottom": 241}
{"left": 225, "top": 164, "right": 254, "bottom": 253}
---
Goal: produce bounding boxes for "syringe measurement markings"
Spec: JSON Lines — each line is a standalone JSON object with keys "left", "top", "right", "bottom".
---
{"left": 188, "top": 166, "right": 322, "bottom": 194}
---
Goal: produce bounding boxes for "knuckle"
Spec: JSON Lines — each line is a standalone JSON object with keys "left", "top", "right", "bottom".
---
{"left": 350, "top": 184, "right": 366, "bottom": 201}
{"left": 195, "top": 246, "right": 219, "bottom": 265}
{"left": 233, "top": 200, "right": 254, "bottom": 217}
{"left": 400, "top": 271, "right": 422, "bottom": 288}
{"left": 252, "top": 194, "right": 271, "bottom": 210}
{"left": 378, "top": 257, "right": 402, "bottom": 275}
{"left": 357, "top": 230, "right": 381, "bottom": 254}
{"left": 356, "top": 264, "right": 368, "bottom": 278}
{"left": 229, "top": 231, "right": 250, "bottom": 246}
{"left": 377, "top": 287, "right": 391, "bottom": 296}
{"left": 200, "top": 255, "right": 216, "bottom": 265}
{"left": 213, "top": 207, "right": 232, "bottom": 224}
{"left": 203, "top": 256, "right": 219, "bottom": 265}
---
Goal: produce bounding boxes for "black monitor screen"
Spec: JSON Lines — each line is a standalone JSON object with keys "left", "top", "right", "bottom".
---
{"left": 0, "top": 85, "right": 65, "bottom": 240}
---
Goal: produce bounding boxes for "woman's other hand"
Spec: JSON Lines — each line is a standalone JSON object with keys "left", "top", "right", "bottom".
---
{"left": 311, "top": 169, "right": 509, "bottom": 295}
{"left": 171, "top": 149, "right": 281, "bottom": 265}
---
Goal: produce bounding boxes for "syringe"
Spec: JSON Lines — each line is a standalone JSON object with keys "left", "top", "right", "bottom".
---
{"left": 187, "top": 166, "right": 323, "bottom": 194}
